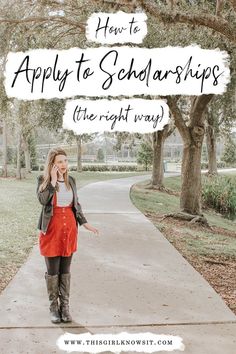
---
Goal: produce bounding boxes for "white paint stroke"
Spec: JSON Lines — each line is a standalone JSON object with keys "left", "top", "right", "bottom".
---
{"left": 56, "top": 331, "right": 185, "bottom": 353}
{"left": 4, "top": 45, "right": 230, "bottom": 99}
{"left": 86, "top": 11, "right": 147, "bottom": 44}
{"left": 63, "top": 99, "right": 169, "bottom": 134}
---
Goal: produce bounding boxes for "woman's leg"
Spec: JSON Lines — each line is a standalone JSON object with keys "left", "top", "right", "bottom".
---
{"left": 59, "top": 254, "right": 73, "bottom": 274}
{"left": 58, "top": 254, "right": 73, "bottom": 322}
{"left": 44, "top": 256, "right": 61, "bottom": 275}
{"left": 44, "top": 256, "right": 61, "bottom": 323}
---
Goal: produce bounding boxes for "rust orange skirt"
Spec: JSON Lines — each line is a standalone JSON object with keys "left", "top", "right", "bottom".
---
{"left": 39, "top": 205, "right": 78, "bottom": 257}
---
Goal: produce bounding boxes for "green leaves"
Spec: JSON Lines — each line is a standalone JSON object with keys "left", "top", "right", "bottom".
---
{"left": 202, "top": 174, "right": 236, "bottom": 218}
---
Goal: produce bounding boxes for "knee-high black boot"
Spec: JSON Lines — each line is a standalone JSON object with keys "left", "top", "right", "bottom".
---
{"left": 45, "top": 272, "right": 61, "bottom": 323}
{"left": 59, "top": 273, "right": 72, "bottom": 322}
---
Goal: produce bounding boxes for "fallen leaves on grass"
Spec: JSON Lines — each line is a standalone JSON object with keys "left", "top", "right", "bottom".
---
{"left": 147, "top": 212, "right": 236, "bottom": 316}
{"left": 0, "top": 265, "right": 19, "bottom": 294}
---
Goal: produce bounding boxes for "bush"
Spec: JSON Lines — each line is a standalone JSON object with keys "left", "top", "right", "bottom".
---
{"left": 222, "top": 139, "right": 236, "bottom": 164}
{"left": 96, "top": 148, "right": 105, "bottom": 162}
{"left": 202, "top": 175, "right": 236, "bottom": 218}
{"left": 201, "top": 161, "right": 228, "bottom": 169}
{"left": 7, "top": 147, "right": 16, "bottom": 164}
{"left": 0, "top": 165, "right": 16, "bottom": 177}
{"left": 137, "top": 143, "right": 153, "bottom": 171}
{"left": 31, "top": 165, "right": 44, "bottom": 171}
{"left": 69, "top": 164, "right": 138, "bottom": 172}
{"left": 69, "top": 166, "right": 78, "bottom": 172}
{"left": 201, "top": 162, "right": 208, "bottom": 170}
{"left": 217, "top": 161, "right": 227, "bottom": 169}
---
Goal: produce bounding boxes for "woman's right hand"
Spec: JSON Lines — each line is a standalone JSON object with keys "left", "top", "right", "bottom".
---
{"left": 50, "top": 165, "right": 58, "bottom": 186}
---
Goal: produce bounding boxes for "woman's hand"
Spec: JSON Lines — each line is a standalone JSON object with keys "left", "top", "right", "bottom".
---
{"left": 50, "top": 165, "right": 58, "bottom": 186}
{"left": 83, "top": 223, "right": 99, "bottom": 235}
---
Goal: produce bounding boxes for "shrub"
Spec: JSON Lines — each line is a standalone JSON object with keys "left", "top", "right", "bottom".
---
{"left": 201, "top": 161, "right": 227, "bottom": 169}
{"left": 0, "top": 165, "right": 17, "bottom": 177}
{"left": 222, "top": 139, "right": 236, "bottom": 164}
{"left": 96, "top": 148, "right": 105, "bottom": 162}
{"left": 217, "top": 161, "right": 227, "bottom": 169}
{"left": 69, "top": 166, "right": 78, "bottom": 172}
{"left": 137, "top": 143, "right": 153, "bottom": 171}
{"left": 201, "top": 162, "right": 208, "bottom": 170}
{"left": 202, "top": 175, "right": 236, "bottom": 218}
{"left": 68, "top": 164, "right": 138, "bottom": 172}
{"left": 31, "top": 165, "right": 44, "bottom": 171}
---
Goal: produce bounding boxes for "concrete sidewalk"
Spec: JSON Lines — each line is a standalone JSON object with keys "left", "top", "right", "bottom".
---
{"left": 0, "top": 174, "right": 235, "bottom": 354}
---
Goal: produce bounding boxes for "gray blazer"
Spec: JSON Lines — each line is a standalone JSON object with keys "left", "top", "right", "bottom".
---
{"left": 37, "top": 175, "right": 87, "bottom": 233}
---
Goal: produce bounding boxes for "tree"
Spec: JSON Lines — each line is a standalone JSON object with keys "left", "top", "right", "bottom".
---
{"left": 1, "top": 119, "right": 7, "bottom": 177}
{"left": 0, "top": 0, "right": 88, "bottom": 178}
{"left": 143, "top": 0, "right": 236, "bottom": 218}
{"left": 97, "top": 148, "right": 105, "bottom": 162}
{"left": 167, "top": 95, "right": 213, "bottom": 215}
{"left": 0, "top": 77, "right": 11, "bottom": 177}
{"left": 222, "top": 138, "right": 236, "bottom": 164}
{"left": 152, "top": 123, "right": 175, "bottom": 189}
{"left": 2, "top": 0, "right": 235, "bottom": 44}
{"left": 61, "top": 129, "right": 95, "bottom": 172}
{"left": 205, "top": 107, "right": 218, "bottom": 175}
{"left": 1, "top": 0, "right": 235, "bottom": 217}
{"left": 137, "top": 142, "right": 153, "bottom": 171}
{"left": 140, "top": 0, "right": 236, "bottom": 43}
{"left": 94, "top": 0, "right": 235, "bottom": 219}
{"left": 205, "top": 79, "right": 236, "bottom": 175}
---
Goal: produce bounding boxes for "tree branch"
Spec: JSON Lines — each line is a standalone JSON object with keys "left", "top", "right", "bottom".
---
{"left": 98, "top": 0, "right": 138, "bottom": 10}
{"left": 229, "top": 0, "right": 236, "bottom": 13}
{"left": 0, "top": 16, "right": 85, "bottom": 31}
{"left": 190, "top": 94, "right": 214, "bottom": 128}
{"left": 139, "top": 0, "right": 236, "bottom": 43}
{"left": 165, "top": 96, "right": 190, "bottom": 142}
{"left": 166, "top": 123, "right": 176, "bottom": 138}
{"left": 216, "top": 0, "right": 224, "bottom": 17}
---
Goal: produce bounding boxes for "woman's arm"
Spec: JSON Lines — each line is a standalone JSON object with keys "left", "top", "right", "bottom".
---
{"left": 83, "top": 223, "right": 99, "bottom": 235}
{"left": 69, "top": 175, "right": 88, "bottom": 225}
{"left": 71, "top": 176, "right": 99, "bottom": 234}
{"left": 76, "top": 197, "right": 99, "bottom": 235}
{"left": 76, "top": 200, "right": 88, "bottom": 225}
{"left": 36, "top": 176, "right": 56, "bottom": 206}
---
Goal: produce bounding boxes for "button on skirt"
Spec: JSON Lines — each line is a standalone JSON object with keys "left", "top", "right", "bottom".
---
{"left": 39, "top": 206, "right": 78, "bottom": 257}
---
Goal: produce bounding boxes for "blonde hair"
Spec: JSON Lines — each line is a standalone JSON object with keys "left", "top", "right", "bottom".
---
{"left": 39, "top": 147, "right": 70, "bottom": 192}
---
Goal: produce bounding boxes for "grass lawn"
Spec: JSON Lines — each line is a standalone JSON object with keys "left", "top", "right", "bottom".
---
{"left": 0, "top": 170, "right": 149, "bottom": 293}
{"left": 130, "top": 172, "right": 236, "bottom": 315}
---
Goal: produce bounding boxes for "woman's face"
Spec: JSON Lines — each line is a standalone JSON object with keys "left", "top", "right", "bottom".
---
{"left": 53, "top": 154, "right": 68, "bottom": 176}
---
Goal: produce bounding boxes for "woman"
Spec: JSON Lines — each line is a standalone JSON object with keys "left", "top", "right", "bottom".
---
{"left": 37, "top": 147, "right": 99, "bottom": 324}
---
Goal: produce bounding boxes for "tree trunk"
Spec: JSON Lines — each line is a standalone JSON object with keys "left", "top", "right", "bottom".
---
{"left": 22, "top": 135, "right": 31, "bottom": 174}
{"left": 206, "top": 125, "right": 218, "bottom": 175}
{"left": 76, "top": 135, "right": 82, "bottom": 172}
{"left": 181, "top": 131, "right": 203, "bottom": 215}
{"left": 206, "top": 109, "right": 218, "bottom": 175}
{"left": 2, "top": 119, "right": 7, "bottom": 177}
{"left": 167, "top": 95, "right": 213, "bottom": 216}
{"left": 152, "top": 124, "right": 175, "bottom": 189}
{"left": 16, "top": 130, "right": 22, "bottom": 179}
{"left": 152, "top": 130, "right": 165, "bottom": 188}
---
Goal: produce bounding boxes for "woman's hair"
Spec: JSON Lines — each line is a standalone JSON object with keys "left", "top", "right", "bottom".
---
{"left": 39, "top": 147, "right": 70, "bottom": 192}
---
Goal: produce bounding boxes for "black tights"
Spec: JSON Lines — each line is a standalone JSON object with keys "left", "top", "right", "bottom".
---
{"left": 44, "top": 254, "right": 73, "bottom": 276}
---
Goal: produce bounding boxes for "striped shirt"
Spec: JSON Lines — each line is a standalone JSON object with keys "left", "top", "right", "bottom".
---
{"left": 56, "top": 181, "right": 73, "bottom": 206}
